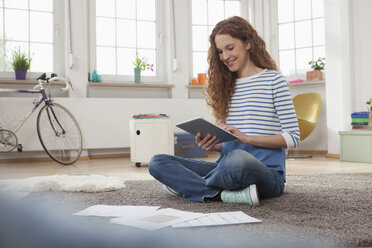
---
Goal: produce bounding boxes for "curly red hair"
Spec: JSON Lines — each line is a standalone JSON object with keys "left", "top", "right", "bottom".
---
{"left": 206, "top": 16, "right": 277, "bottom": 123}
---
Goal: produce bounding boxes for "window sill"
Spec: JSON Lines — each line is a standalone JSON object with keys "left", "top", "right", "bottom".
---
{"left": 186, "top": 85, "right": 207, "bottom": 89}
{"left": 288, "top": 80, "right": 325, "bottom": 87}
{"left": 88, "top": 82, "right": 175, "bottom": 88}
{"left": 0, "top": 79, "right": 65, "bottom": 86}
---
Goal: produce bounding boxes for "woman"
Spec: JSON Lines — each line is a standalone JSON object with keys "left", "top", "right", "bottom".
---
{"left": 149, "top": 16, "right": 299, "bottom": 206}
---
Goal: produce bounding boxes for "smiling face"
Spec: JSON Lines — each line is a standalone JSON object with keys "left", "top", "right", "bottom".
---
{"left": 215, "top": 34, "right": 251, "bottom": 76}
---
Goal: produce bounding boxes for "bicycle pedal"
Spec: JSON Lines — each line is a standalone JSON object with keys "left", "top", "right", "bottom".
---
{"left": 17, "top": 144, "right": 23, "bottom": 152}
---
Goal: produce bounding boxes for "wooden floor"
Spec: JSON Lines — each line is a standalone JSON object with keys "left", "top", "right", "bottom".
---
{"left": 1, "top": 153, "right": 371, "bottom": 180}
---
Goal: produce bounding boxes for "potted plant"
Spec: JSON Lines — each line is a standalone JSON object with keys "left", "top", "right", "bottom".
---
{"left": 133, "top": 52, "right": 154, "bottom": 83}
{"left": 307, "top": 57, "right": 325, "bottom": 81}
{"left": 9, "top": 47, "right": 32, "bottom": 80}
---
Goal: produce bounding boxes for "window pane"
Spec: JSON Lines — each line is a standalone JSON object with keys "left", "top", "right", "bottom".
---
{"left": 192, "top": 0, "right": 207, "bottom": 25}
{"left": 137, "top": 49, "right": 156, "bottom": 76}
{"left": 30, "top": 12, "right": 53, "bottom": 43}
{"left": 30, "top": 0, "right": 53, "bottom": 11}
{"left": 279, "top": 50, "right": 295, "bottom": 75}
{"left": 5, "top": 9, "right": 29, "bottom": 41}
{"left": 312, "top": 0, "right": 324, "bottom": 18}
{"left": 117, "top": 48, "right": 136, "bottom": 75}
{"left": 96, "top": 0, "right": 115, "bottom": 17}
{"left": 313, "top": 18, "right": 325, "bottom": 46}
{"left": 97, "top": 47, "right": 116, "bottom": 75}
{"left": 4, "top": 0, "right": 28, "bottom": 9}
{"left": 296, "top": 47, "right": 312, "bottom": 73}
{"left": 278, "top": 23, "right": 294, "bottom": 50}
{"left": 5, "top": 41, "right": 28, "bottom": 71}
{"left": 192, "top": 26, "right": 208, "bottom": 51}
{"left": 117, "top": 19, "right": 136, "bottom": 48}
{"left": 117, "top": 0, "right": 135, "bottom": 19}
{"left": 96, "top": 17, "right": 115, "bottom": 46}
{"left": 30, "top": 43, "right": 53, "bottom": 72}
{"left": 137, "top": 21, "right": 156, "bottom": 49}
{"left": 313, "top": 46, "right": 325, "bottom": 61}
{"left": 294, "top": 0, "right": 311, "bottom": 21}
{"left": 277, "top": 0, "right": 293, "bottom": 23}
{"left": 0, "top": 9, "right": 3, "bottom": 38}
{"left": 295, "top": 20, "right": 312, "bottom": 48}
{"left": 193, "top": 52, "right": 208, "bottom": 77}
{"left": 208, "top": 0, "right": 224, "bottom": 26}
{"left": 137, "top": 0, "right": 155, "bottom": 21}
{"left": 225, "top": 1, "right": 240, "bottom": 18}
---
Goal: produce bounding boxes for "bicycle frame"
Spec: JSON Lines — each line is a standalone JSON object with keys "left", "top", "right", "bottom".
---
{"left": 0, "top": 82, "right": 54, "bottom": 133}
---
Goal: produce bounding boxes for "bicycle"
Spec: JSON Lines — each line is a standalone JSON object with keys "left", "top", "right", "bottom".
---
{"left": 0, "top": 73, "right": 83, "bottom": 165}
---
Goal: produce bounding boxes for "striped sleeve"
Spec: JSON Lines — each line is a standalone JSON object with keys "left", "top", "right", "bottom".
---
{"left": 272, "top": 72, "right": 300, "bottom": 148}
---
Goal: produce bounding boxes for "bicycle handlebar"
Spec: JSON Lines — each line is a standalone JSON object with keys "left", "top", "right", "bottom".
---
{"left": 35, "top": 74, "right": 73, "bottom": 91}
{"left": 48, "top": 77, "right": 73, "bottom": 91}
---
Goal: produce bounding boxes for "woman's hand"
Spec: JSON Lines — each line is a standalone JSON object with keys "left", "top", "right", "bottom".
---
{"left": 195, "top": 133, "right": 221, "bottom": 151}
{"left": 220, "top": 124, "right": 247, "bottom": 142}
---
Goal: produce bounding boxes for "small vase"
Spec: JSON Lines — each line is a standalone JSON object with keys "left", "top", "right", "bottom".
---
{"left": 15, "top": 70, "right": 27, "bottom": 80}
{"left": 134, "top": 68, "right": 141, "bottom": 83}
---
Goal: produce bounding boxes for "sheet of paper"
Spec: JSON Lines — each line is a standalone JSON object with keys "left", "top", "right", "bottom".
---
{"left": 73, "top": 205, "right": 160, "bottom": 217}
{"left": 110, "top": 208, "right": 205, "bottom": 230}
{"left": 172, "top": 211, "right": 261, "bottom": 228}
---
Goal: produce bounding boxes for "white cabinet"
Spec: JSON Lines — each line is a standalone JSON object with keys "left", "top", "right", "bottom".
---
{"left": 130, "top": 118, "right": 174, "bottom": 167}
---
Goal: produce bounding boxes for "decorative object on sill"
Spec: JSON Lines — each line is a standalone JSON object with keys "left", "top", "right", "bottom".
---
{"left": 133, "top": 52, "right": 154, "bottom": 84}
{"left": 92, "top": 70, "right": 101, "bottom": 82}
{"left": 191, "top": 78, "right": 198, "bottom": 85}
{"left": 307, "top": 57, "right": 325, "bottom": 81}
{"left": 289, "top": 79, "right": 304, "bottom": 83}
{"left": 197, "top": 73, "right": 207, "bottom": 85}
{"left": 9, "top": 46, "right": 32, "bottom": 80}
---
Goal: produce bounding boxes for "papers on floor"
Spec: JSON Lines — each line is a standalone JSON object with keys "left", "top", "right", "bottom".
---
{"left": 172, "top": 211, "right": 261, "bottom": 228}
{"left": 73, "top": 205, "right": 261, "bottom": 230}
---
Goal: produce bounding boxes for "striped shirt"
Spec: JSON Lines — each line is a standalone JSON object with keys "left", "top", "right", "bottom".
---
{"left": 227, "top": 69, "right": 300, "bottom": 148}
{"left": 217, "top": 69, "right": 300, "bottom": 174}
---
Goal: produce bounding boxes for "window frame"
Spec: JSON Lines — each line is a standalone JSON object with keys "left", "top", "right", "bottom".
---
{"left": 272, "top": 0, "right": 326, "bottom": 77}
{"left": 89, "top": 0, "right": 166, "bottom": 83}
{"left": 0, "top": 0, "right": 65, "bottom": 79}
{"left": 188, "top": 0, "right": 249, "bottom": 80}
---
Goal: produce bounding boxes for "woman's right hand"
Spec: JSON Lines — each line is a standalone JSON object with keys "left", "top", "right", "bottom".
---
{"left": 195, "top": 133, "right": 221, "bottom": 151}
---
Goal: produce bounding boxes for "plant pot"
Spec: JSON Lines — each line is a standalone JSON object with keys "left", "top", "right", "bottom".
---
{"left": 15, "top": 70, "right": 27, "bottom": 80}
{"left": 306, "top": 70, "right": 323, "bottom": 81}
{"left": 134, "top": 68, "right": 141, "bottom": 83}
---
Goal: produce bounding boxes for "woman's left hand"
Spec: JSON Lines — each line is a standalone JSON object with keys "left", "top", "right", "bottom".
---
{"left": 220, "top": 124, "right": 248, "bottom": 143}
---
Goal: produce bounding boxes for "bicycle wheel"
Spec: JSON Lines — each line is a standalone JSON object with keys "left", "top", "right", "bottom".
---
{"left": 37, "top": 103, "right": 83, "bottom": 165}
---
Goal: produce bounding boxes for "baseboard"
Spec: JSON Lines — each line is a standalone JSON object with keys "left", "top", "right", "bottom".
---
{"left": 325, "top": 153, "right": 340, "bottom": 159}
{"left": 287, "top": 150, "right": 327, "bottom": 155}
{"left": 0, "top": 156, "right": 90, "bottom": 164}
{"left": 88, "top": 153, "right": 130, "bottom": 159}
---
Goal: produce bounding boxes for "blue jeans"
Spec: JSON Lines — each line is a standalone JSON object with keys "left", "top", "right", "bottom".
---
{"left": 148, "top": 149, "right": 285, "bottom": 203}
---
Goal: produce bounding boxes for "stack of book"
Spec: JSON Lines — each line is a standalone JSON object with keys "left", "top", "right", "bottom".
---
{"left": 351, "top": 111, "right": 370, "bottom": 130}
{"left": 132, "top": 113, "right": 169, "bottom": 119}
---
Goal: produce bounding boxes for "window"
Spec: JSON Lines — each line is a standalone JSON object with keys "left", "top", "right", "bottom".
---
{"left": 91, "top": 0, "right": 159, "bottom": 82}
{"left": 191, "top": 0, "right": 241, "bottom": 77}
{"left": 0, "top": 0, "right": 61, "bottom": 76}
{"left": 277, "top": 0, "right": 325, "bottom": 76}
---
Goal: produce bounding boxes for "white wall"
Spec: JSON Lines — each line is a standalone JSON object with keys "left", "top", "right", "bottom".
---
{"left": 325, "top": 0, "right": 372, "bottom": 154}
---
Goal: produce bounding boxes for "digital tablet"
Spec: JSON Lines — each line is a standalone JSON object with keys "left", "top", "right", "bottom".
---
{"left": 176, "top": 117, "right": 238, "bottom": 143}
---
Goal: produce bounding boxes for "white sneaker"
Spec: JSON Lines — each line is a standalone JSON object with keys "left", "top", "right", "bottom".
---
{"left": 162, "top": 184, "right": 180, "bottom": 196}
{"left": 220, "top": 184, "right": 260, "bottom": 206}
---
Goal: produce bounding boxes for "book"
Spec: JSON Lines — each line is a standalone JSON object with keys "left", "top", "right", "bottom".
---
{"left": 176, "top": 117, "right": 238, "bottom": 143}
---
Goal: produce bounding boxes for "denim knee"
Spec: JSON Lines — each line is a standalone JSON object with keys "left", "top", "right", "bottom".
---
{"left": 221, "top": 149, "right": 258, "bottom": 175}
{"left": 148, "top": 154, "right": 169, "bottom": 178}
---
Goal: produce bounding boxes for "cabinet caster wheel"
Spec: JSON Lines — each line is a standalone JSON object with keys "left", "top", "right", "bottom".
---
{"left": 135, "top": 162, "right": 141, "bottom": 167}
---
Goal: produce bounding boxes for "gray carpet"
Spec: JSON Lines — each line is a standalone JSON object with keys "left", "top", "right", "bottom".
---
{"left": 16, "top": 174, "right": 372, "bottom": 247}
